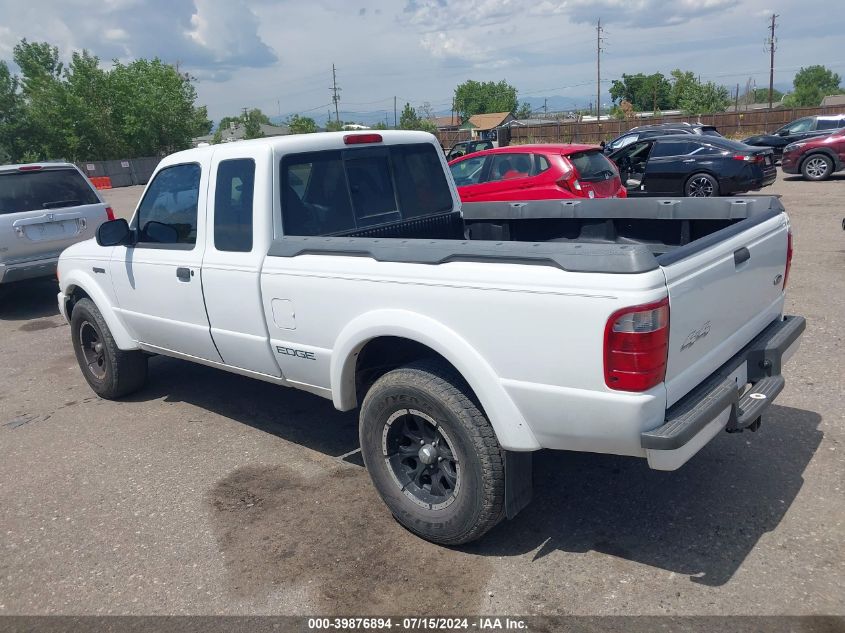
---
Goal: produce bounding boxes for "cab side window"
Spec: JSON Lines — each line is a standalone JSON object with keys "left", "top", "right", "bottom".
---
{"left": 136, "top": 164, "right": 201, "bottom": 247}
{"left": 214, "top": 159, "right": 255, "bottom": 253}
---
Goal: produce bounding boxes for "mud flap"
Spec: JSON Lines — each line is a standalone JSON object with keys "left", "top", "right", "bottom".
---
{"left": 503, "top": 450, "right": 533, "bottom": 519}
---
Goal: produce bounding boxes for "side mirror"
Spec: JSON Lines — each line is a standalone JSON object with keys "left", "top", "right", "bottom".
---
{"left": 96, "top": 219, "right": 132, "bottom": 247}
{"left": 600, "top": 140, "right": 606, "bottom": 148}
{"left": 143, "top": 221, "right": 179, "bottom": 244}
{"left": 777, "top": 129, "right": 789, "bottom": 137}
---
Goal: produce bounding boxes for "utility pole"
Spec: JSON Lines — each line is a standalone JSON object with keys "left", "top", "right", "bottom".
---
{"left": 766, "top": 13, "right": 779, "bottom": 110}
{"left": 394, "top": 96, "right": 397, "bottom": 129}
{"left": 330, "top": 64, "right": 341, "bottom": 124}
{"left": 596, "top": 18, "right": 604, "bottom": 120}
{"left": 543, "top": 98, "right": 547, "bottom": 117}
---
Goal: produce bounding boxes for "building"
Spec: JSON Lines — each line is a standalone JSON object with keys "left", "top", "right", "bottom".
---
{"left": 192, "top": 122, "right": 291, "bottom": 146}
{"left": 820, "top": 94, "right": 845, "bottom": 107}
{"left": 724, "top": 102, "right": 784, "bottom": 113}
{"left": 433, "top": 115, "right": 462, "bottom": 131}
{"left": 463, "top": 112, "right": 515, "bottom": 140}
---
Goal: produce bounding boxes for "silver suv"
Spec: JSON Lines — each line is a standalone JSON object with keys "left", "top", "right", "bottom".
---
{"left": 0, "top": 163, "right": 112, "bottom": 286}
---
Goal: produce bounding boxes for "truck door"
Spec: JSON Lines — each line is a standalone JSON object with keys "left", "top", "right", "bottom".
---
{"left": 109, "top": 160, "right": 222, "bottom": 362}
{"left": 200, "top": 144, "right": 282, "bottom": 377}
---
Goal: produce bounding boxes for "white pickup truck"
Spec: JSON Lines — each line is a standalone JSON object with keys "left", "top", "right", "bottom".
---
{"left": 57, "top": 131, "right": 804, "bottom": 545}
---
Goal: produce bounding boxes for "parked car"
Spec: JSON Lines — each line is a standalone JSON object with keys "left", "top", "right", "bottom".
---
{"left": 743, "top": 114, "right": 845, "bottom": 161}
{"left": 603, "top": 122, "right": 722, "bottom": 154}
{"left": 58, "top": 131, "right": 803, "bottom": 545}
{"left": 781, "top": 128, "right": 845, "bottom": 181}
{"left": 609, "top": 135, "right": 776, "bottom": 197}
{"left": 444, "top": 140, "right": 493, "bottom": 161}
{"left": 0, "top": 163, "right": 113, "bottom": 287}
{"left": 448, "top": 144, "right": 626, "bottom": 202}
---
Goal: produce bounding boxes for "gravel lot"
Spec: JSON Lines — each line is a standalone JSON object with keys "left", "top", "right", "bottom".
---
{"left": 1, "top": 175, "right": 843, "bottom": 616}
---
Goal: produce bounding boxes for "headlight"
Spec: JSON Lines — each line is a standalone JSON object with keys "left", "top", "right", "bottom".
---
{"left": 783, "top": 142, "right": 805, "bottom": 153}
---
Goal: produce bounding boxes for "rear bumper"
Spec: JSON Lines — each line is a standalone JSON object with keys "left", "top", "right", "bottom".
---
{"left": 0, "top": 256, "right": 59, "bottom": 284}
{"left": 642, "top": 315, "right": 805, "bottom": 470}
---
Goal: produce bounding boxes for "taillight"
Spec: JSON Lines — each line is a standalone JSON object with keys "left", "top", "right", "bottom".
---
{"left": 604, "top": 298, "right": 670, "bottom": 392}
{"left": 343, "top": 133, "right": 383, "bottom": 145}
{"left": 556, "top": 158, "right": 582, "bottom": 192}
{"left": 18, "top": 165, "right": 43, "bottom": 171}
{"left": 783, "top": 230, "right": 793, "bottom": 290}
{"left": 105, "top": 206, "right": 115, "bottom": 221}
{"left": 732, "top": 154, "right": 764, "bottom": 163}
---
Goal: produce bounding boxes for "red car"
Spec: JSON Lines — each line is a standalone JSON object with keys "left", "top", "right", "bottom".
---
{"left": 448, "top": 144, "right": 626, "bottom": 202}
{"left": 781, "top": 128, "right": 845, "bottom": 181}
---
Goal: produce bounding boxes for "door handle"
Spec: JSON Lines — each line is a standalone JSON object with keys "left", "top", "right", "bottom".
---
{"left": 734, "top": 247, "right": 751, "bottom": 266}
{"left": 176, "top": 267, "right": 192, "bottom": 281}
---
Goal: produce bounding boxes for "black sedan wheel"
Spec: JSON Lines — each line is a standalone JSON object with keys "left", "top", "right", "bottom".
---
{"left": 685, "top": 173, "right": 719, "bottom": 197}
{"left": 801, "top": 154, "right": 833, "bottom": 181}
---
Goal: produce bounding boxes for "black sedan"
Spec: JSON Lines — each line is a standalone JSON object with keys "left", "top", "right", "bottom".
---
{"left": 608, "top": 136, "right": 776, "bottom": 197}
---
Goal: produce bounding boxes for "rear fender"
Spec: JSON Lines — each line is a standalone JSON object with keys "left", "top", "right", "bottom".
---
{"left": 331, "top": 309, "right": 541, "bottom": 451}
{"left": 61, "top": 270, "right": 137, "bottom": 350}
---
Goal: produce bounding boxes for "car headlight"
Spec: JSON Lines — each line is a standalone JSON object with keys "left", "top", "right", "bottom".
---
{"left": 783, "top": 142, "right": 805, "bottom": 153}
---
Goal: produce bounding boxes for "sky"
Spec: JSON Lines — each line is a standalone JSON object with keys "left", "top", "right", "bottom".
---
{"left": 0, "top": 0, "right": 843, "bottom": 124}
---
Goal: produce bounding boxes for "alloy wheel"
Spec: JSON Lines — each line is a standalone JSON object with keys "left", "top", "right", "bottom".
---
{"left": 804, "top": 157, "right": 829, "bottom": 179}
{"left": 79, "top": 321, "right": 107, "bottom": 380}
{"left": 687, "top": 176, "right": 715, "bottom": 197}
{"left": 382, "top": 408, "right": 461, "bottom": 510}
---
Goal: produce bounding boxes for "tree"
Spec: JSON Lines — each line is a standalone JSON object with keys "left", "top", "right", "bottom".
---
{"left": 287, "top": 114, "right": 317, "bottom": 134}
{"left": 453, "top": 79, "right": 518, "bottom": 122}
{"left": 399, "top": 102, "right": 420, "bottom": 130}
{"left": 786, "top": 65, "right": 842, "bottom": 107}
{"left": 609, "top": 73, "right": 672, "bottom": 112}
{"left": 0, "top": 61, "right": 24, "bottom": 162}
{"left": 515, "top": 101, "right": 533, "bottom": 119}
{"left": 669, "top": 70, "right": 697, "bottom": 108}
{"left": 325, "top": 119, "right": 344, "bottom": 132}
{"left": 2, "top": 39, "right": 211, "bottom": 162}
{"left": 677, "top": 82, "right": 730, "bottom": 114}
{"left": 743, "top": 87, "right": 783, "bottom": 104}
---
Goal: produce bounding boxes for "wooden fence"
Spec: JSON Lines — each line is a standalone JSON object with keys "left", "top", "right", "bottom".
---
{"left": 435, "top": 105, "right": 845, "bottom": 147}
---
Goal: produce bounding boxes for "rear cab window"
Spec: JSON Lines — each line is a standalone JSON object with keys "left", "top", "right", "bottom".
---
{"left": 0, "top": 168, "right": 99, "bottom": 215}
{"left": 282, "top": 142, "right": 453, "bottom": 236}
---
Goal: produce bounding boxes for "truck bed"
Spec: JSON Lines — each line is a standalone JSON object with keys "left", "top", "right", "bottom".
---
{"left": 268, "top": 196, "right": 785, "bottom": 273}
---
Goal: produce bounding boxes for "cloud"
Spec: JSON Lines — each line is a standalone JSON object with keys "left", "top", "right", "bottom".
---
{"left": 0, "top": 0, "right": 278, "bottom": 81}
{"left": 401, "top": 0, "right": 739, "bottom": 31}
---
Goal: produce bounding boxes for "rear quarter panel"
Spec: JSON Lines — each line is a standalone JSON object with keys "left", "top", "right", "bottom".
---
{"left": 260, "top": 254, "right": 669, "bottom": 453}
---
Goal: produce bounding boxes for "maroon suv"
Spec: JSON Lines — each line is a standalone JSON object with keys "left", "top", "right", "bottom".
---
{"left": 781, "top": 128, "right": 845, "bottom": 181}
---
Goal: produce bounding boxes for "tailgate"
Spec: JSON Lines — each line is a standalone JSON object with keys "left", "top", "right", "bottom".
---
{"left": 659, "top": 210, "right": 789, "bottom": 406}
{"left": 0, "top": 204, "right": 104, "bottom": 264}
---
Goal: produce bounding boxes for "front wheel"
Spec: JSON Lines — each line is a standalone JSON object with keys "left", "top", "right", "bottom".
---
{"left": 70, "top": 298, "right": 148, "bottom": 399}
{"left": 801, "top": 154, "right": 833, "bottom": 181}
{"left": 359, "top": 360, "right": 505, "bottom": 545}
{"left": 685, "top": 173, "right": 719, "bottom": 197}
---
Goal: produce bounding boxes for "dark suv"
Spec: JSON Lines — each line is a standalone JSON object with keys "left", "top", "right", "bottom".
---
{"left": 781, "top": 128, "right": 845, "bottom": 181}
{"left": 743, "top": 114, "right": 845, "bottom": 161}
{"left": 445, "top": 140, "right": 494, "bottom": 161}
{"left": 603, "top": 122, "right": 722, "bottom": 154}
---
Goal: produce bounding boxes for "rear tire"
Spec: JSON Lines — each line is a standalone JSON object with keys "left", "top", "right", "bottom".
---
{"left": 685, "top": 173, "right": 719, "bottom": 197}
{"left": 801, "top": 154, "right": 833, "bottom": 181}
{"left": 70, "top": 298, "right": 147, "bottom": 399}
{"left": 359, "top": 359, "right": 505, "bottom": 545}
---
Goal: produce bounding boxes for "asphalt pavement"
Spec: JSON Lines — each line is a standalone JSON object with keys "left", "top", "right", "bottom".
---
{"left": 0, "top": 175, "right": 842, "bottom": 615}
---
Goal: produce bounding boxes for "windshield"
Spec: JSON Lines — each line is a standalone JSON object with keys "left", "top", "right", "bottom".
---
{"left": 568, "top": 150, "right": 618, "bottom": 182}
{"left": 0, "top": 168, "right": 100, "bottom": 215}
